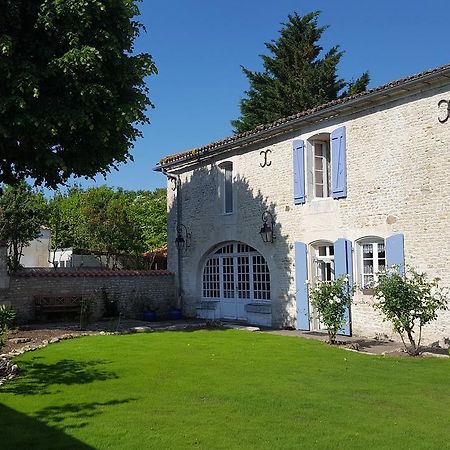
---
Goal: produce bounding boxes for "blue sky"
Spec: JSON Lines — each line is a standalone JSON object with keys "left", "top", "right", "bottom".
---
{"left": 82, "top": 0, "right": 450, "bottom": 192}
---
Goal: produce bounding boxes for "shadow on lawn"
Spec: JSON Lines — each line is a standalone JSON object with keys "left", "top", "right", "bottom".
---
{"left": 35, "top": 398, "right": 137, "bottom": 430}
{"left": 1, "top": 404, "right": 94, "bottom": 449}
{"left": 2, "top": 358, "right": 118, "bottom": 395}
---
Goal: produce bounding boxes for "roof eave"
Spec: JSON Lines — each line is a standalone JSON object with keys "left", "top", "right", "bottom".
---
{"left": 157, "top": 66, "right": 450, "bottom": 172}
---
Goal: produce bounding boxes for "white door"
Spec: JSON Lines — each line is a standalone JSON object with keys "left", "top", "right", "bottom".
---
{"left": 220, "top": 256, "right": 238, "bottom": 319}
{"left": 202, "top": 243, "right": 271, "bottom": 322}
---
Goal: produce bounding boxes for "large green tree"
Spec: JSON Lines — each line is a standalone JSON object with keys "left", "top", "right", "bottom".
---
{"left": 129, "top": 188, "right": 167, "bottom": 251}
{"left": 232, "top": 12, "right": 369, "bottom": 133}
{"left": 0, "top": 182, "right": 46, "bottom": 271}
{"left": 47, "top": 185, "right": 167, "bottom": 260}
{"left": 46, "top": 186, "right": 89, "bottom": 251}
{"left": 0, "top": 0, "right": 156, "bottom": 187}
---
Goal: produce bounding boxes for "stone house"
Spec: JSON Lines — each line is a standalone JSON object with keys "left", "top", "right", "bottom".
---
{"left": 155, "top": 63, "right": 450, "bottom": 344}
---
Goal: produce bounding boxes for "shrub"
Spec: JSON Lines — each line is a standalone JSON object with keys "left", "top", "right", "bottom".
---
{"left": 372, "top": 267, "right": 448, "bottom": 356}
{"left": 309, "top": 276, "right": 355, "bottom": 344}
{"left": 0, "top": 305, "right": 16, "bottom": 348}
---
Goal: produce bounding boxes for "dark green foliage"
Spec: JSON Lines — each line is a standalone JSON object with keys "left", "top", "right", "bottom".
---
{"left": 81, "top": 186, "right": 140, "bottom": 262}
{"left": 0, "top": 182, "right": 47, "bottom": 271}
{"left": 0, "top": 305, "right": 16, "bottom": 347}
{"left": 47, "top": 186, "right": 89, "bottom": 252}
{"left": 309, "top": 275, "right": 355, "bottom": 344}
{"left": 47, "top": 185, "right": 167, "bottom": 258}
{"left": 372, "top": 267, "right": 448, "bottom": 355}
{"left": 0, "top": 0, "right": 156, "bottom": 187}
{"left": 232, "top": 11, "right": 369, "bottom": 133}
{"left": 129, "top": 188, "right": 167, "bottom": 251}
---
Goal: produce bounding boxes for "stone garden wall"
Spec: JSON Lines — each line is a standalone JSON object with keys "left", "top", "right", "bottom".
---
{"left": 0, "top": 264, "right": 175, "bottom": 324}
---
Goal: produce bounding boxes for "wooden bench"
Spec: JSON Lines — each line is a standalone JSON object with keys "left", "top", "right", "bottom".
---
{"left": 34, "top": 296, "right": 82, "bottom": 321}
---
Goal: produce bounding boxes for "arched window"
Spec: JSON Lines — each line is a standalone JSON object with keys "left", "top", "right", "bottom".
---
{"left": 202, "top": 242, "right": 270, "bottom": 302}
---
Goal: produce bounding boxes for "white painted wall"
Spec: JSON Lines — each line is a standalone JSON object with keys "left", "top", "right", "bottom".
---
{"left": 20, "top": 228, "right": 51, "bottom": 268}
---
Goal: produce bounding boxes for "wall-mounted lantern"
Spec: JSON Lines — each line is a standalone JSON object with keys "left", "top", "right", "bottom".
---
{"left": 175, "top": 223, "right": 190, "bottom": 252}
{"left": 259, "top": 211, "right": 275, "bottom": 243}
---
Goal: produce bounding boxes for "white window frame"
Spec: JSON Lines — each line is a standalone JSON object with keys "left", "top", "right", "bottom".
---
{"left": 312, "top": 243, "right": 335, "bottom": 283}
{"left": 312, "top": 140, "right": 331, "bottom": 198}
{"left": 358, "top": 238, "right": 386, "bottom": 290}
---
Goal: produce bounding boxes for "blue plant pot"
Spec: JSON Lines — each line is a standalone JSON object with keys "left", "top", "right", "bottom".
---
{"left": 143, "top": 310, "right": 157, "bottom": 322}
{"left": 168, "top": 309, "right": 182, "bottom": 320}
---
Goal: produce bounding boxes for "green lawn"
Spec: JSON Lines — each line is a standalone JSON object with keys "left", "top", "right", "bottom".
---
{"left": 1, "top": 330, "right": 449, "bottom": 449}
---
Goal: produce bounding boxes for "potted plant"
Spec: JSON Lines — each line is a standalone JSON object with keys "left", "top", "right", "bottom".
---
{"left": 167, "top": 307, "right": 182, "bottom": 320}
{"left": 142, "top": 300, "right": 158, "bottom": 322}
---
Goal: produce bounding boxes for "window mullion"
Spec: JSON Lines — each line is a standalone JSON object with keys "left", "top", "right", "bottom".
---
{"left": 249, "top": 254, "right": 255, "bottom": 300}
{"left": 219, "top": 256, "right": 224, "bottom": 299}
{"left": 233, "top": 256, "right": 238, "bottom": 299}
{"left": 321, "top": 148, "right": 326, "bottom": 197}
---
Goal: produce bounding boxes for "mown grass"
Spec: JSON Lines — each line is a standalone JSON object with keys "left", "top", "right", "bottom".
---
{"left": 1, "top": 330, "right": 449, "bottom": 449}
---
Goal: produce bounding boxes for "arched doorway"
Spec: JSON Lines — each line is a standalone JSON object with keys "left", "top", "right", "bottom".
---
{"left": 202, "top": 242, "right": 271, "bottom": 320}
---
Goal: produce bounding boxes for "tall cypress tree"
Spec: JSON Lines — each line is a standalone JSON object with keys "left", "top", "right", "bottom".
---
{"left": 232, "top": 12, "right": 369, "bottom": 133}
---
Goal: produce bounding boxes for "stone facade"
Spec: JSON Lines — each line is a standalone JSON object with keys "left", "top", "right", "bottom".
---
{"left": 160, "top": 69, "right": 450, "bottom": 344}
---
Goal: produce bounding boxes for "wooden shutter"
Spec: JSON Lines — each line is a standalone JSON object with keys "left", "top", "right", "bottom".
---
{"left": 386, "top": 234, "right": 405, "bottom": 275}
{"left": 331, "top": 127, "right": 347, "bottom": 199}
{"left": 295, "top": 242, "right": 310, "bottom": 330}
{"left": 334, "top": 238, "right": 353, "bottom": 336}
{"left": 293, "top": 140, "right": 306, "bottom": 204}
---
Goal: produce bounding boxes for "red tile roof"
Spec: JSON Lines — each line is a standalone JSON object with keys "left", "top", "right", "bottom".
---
{"left": 158, "top": 63, "right": 450, "bottom": 168}
{"left": 13, "top": 268, "right": 173, "bottom": 278}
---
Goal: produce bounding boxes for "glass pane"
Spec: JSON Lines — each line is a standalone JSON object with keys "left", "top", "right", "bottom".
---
{"left": 363, "top": 260, "right": 373, "bottom": 274}
{"left": 363, "top": 244, "right": 373, "bottom": 257}
{"left": 315, "top": 184, "right": 323, "bottom": 197}
{"left": 202, "top": 257, "right": 220, "bottom": 298}
{"left": 237, "top": 256, "right": 250, "bottom": 299}
{"left": 222, "top": 256, "right": 235, "bottom": 298}
{"left": 318, "top": 246, "right": 326, "bottom": 257}
{"left": 253, "top": 255, "right": 271, "bottom": 300}
{"left": 315, "top": 170, "right": 323, "bottom": 183}
{"left": 363, "top": 274, "right": 374, "bottom": 289}
{"left": 325, "top": 262, "right": 333, "bottom": 282}
{"left": 224, "top": 166, "right": 233, "bottom": 213}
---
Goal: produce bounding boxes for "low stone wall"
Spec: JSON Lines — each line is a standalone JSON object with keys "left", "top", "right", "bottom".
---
{"left": 1, "top": 268, "right": 175, "bottom": 323}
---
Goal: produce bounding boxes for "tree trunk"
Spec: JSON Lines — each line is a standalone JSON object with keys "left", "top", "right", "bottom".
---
{"left": 406, "top": 329, "right": 420, "bottom": 356}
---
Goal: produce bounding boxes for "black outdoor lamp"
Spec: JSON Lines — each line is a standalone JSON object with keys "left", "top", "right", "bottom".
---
{"left": 175, "top": 223, "right": 190, "bottom": 252}
{"left": 259, "top": 211, "right": 275, "bottom": 243}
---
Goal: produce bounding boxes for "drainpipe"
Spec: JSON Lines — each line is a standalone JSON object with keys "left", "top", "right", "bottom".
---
{"left": 160, "top": 168, "right": 183, "bottom": 310}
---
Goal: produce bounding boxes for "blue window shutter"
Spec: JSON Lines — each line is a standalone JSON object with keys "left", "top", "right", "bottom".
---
{"left": 331, "top": 127, "right": 347, "bottom": 199}
{"left": 334, "top": 238, "right": 353, "bottom": 336}
{"left": 386, "top": 234, "right": 405, "bottom": 276}
{"left": 295, "top": 242, "right": 310, "bottom": 330}
{"left": 293, "top": 140, "right": 305, "bottom": 204}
